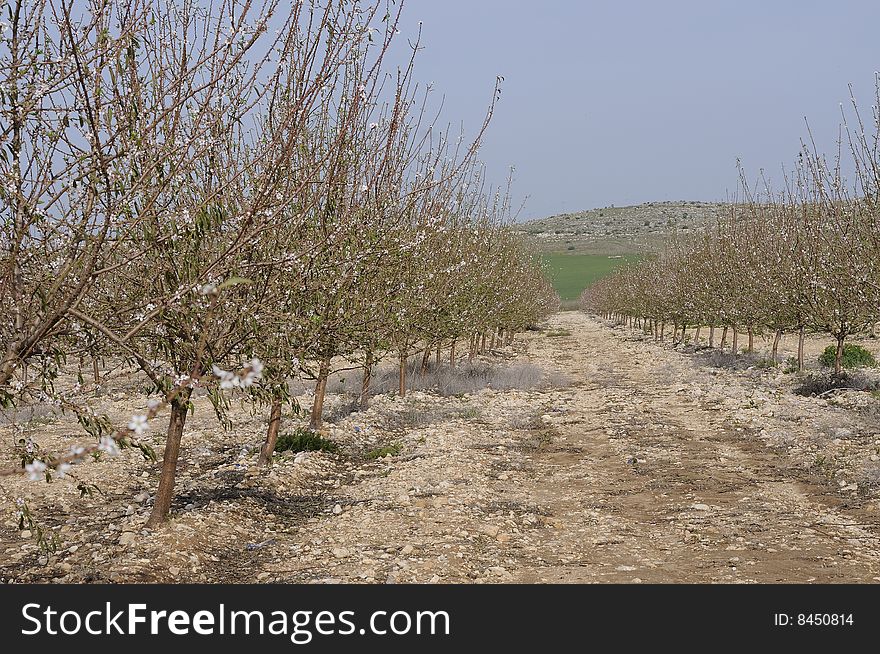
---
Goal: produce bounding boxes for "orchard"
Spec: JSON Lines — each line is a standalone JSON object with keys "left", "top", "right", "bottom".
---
{"left": 582, "top": 76, "right": 880, "bottom": 378}
{"left": 0, "top": 0, "right": 557, "bottom": 535}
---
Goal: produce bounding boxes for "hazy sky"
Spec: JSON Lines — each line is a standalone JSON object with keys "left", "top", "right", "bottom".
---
{"left": 392, "top": 0, "right": 880, "bottom": 220}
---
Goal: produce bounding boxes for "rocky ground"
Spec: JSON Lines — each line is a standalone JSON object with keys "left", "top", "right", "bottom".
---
{"left": 3, "top": 312, "right": 880, "bottom": 584}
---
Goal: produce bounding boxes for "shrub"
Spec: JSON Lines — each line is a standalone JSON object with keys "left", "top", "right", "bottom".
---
{"left": 818, "top": 344, "right": 877, "bottom": 369}
{"left": 365, "top": 360, "right": 560, "bottom": 397}
{"left": 782, "top": 357, "right": 799, "bottom": 374}
{"left": 323, "top": 393, "right": 360, "bottom": 422}
{"left": 275, "top": 428, "right": 339, "bottom": 454}
{"left": 794, "top": 371, "right": 880, "bottom": 396}
{"left": 697, "top": 350, "right": 764, "bottom": 371}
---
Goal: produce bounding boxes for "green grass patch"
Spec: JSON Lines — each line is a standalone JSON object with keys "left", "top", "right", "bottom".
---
{"left": 365, "top": 443, "right": 402, "bottom": 460}
{"left": 275, "top": 428, "right": 339, "bottom": 454}
{"left": 540, "top": 253, "right": 641, "bottom": 301}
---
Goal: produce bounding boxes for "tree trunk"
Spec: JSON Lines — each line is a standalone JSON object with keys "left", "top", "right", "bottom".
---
{"left": 469, "top": 334, "right": 476, "bottom": 362}
{"left": 258, "top": 398, "right": 283, "bottom": 466}
{"left": 797, "top": 326, "right": 805, "bottom": 371}
{"left": 660, "top": 322, "right": 665, "bottom": 341}
{"left": 398, "top": 351, "right": 407, "bottom": 397}
{"left": 747, "top": 327, "right": 754, "bottom": 353}
{"left": 771, "top": 329, "right": 783, "bottom": 364}
{"left": 720, "top": 326, "right": 728, "bottom": 349}
{"left": 481, "top": 332, "right": 487, "bottom": 354}
{"left": 694, "top": 326, "right": 701, "bottom": 346}
{"left": 449, "top": 340, "right": 456, "bottom": 367}
{"left": 834, "top": 334, "right": 846, "bottom": 377}
{"left": 92, "top": 357, "right": 101, "bottom": 385}
{"left": 709, "top": 325, "right": 715, "bottom": 348}
{"left": 360, "top": 351, "right": 373, "bottom": 409}
{"left": 309, "top": 356, "right": 331, "bottom": 430}
{"left": 435, "top": 342, "right": 442, "bottom": 366}
{"left": 732, "top": 326, "right": 738, "bottom": 355}
{"left": 420, "top": 346, "right": 431, "bottom": 374}
{"left": 147, "top": 390, "right": 192, "bottom": 527}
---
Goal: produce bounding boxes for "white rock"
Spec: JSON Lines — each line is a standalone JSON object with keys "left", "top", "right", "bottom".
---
{"left": 691, "top": 503, "right": 711, "bottom": 511}
{"left": 479, "top": 524, "right": 500, "bottom": 538}
{"left": 118, "top": 532, "right": 137, "bottom": 546}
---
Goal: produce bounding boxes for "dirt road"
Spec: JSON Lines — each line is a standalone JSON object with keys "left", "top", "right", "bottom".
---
{"left": 511, "top": 312, "right": 880, "bottom": 583}
{"left": 4, "top": 311, "right": 880, "bottom": 583}
{"left": 241, "top": 311, "right": 880, "bottom": 584}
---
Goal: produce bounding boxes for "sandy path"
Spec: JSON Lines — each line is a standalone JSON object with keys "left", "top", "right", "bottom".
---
{"left": 225, "top": 311, "right": 880, "bottom": 584}
{"left": 510, "top": 312, "right": 880, "bottom": 583}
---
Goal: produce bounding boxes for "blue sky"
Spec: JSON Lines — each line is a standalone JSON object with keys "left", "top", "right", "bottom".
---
{"left": 392, "top": 0, "right": 880, "bottom": 220}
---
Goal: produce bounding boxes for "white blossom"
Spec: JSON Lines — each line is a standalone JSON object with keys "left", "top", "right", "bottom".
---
{"left": 128, "top": 414, "right": 149, "bottom": 436}
{"left": 98, "top": 436, "right": 120, "bottom": 456}
{"left": 25, "top": 460, "right": 47, "bottom": 481}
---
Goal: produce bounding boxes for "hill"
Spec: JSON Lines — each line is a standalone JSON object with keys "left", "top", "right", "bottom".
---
{"left": 517, "top": 201, "right": 729, "bottom": 255}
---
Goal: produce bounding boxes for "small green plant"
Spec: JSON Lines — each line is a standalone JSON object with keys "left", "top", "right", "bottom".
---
{"left": 275, "top": 428, "right": 338, "bottom": 454}
{"left": 366, "top": 443, "right": 402, "bottom": 460}
{"left": 818, "top": 344, "right": 877, "bottom": 369}
{"left": 16, "top": 499, "right": 60, "bottom": 555}
{"left": 783, "top": 357, "right": 799, "bottom": 374}
{"left": 545, "top": 329, "right": 571, "bottom": 338}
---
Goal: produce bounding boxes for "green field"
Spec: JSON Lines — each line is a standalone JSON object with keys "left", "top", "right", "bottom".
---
{"left": 541, "top": 253, "right": 641, "bottom": 301}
